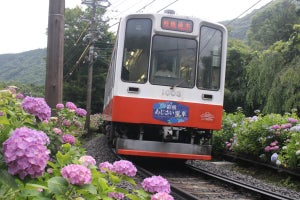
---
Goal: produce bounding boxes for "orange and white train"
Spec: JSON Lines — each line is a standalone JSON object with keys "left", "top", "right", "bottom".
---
{"left": 102, "top": 11, "right": 227, "bottom": 160}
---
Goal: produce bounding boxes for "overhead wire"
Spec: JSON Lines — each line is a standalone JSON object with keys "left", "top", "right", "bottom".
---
{"left": 156, "top": 0, "right": 179, "bottom": 13}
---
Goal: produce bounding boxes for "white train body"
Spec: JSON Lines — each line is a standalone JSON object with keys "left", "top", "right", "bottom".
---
{"left": 102, "top": 12, "right": 227, "bottom": 160}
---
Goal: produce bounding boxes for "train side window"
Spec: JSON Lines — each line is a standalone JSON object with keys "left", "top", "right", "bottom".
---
{"left": 121, "top": 18, "right": 152, "bottom": 83}
{"left": 197, "top": 26, "right": 222, "bottom": 90}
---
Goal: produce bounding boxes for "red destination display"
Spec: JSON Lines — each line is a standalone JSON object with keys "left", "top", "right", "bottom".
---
{"left": 161, "top": 17, "right": 193, "bottom": 33}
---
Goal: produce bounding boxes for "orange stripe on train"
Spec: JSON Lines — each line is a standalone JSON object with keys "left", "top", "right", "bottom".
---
{"left": 103, "top": 96, "right": 223, "bottom": 130}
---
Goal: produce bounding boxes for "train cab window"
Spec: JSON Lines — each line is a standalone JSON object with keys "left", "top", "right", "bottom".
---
{"left": 150, "top": 35, "right": 197, "bottom": 88}
{"left": 197, "top": 26, "right": 223, "bottom": 90}
{"left": 121, "top": 19, "right": 152, "bottom": 83}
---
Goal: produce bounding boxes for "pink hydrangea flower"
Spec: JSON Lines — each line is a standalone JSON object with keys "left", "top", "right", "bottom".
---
{"left": 56, "top": 103, "right": 64, "bottom": 109}
{"left": 61, "top": 164, "right": 92, "bottom": 185}
{"left": 281, "top": 123, "right": 292, "bottom": 129}
{"left": 142, "top": 175, "right": 171, "bottom": 194}
{"left": 108, "top": 192, "right": 125, "bottom": 200}
{"left": 16, "top": 93, "right": 24, "bottom": 99}
{"left": 2, "top": 127, "right": 50, "bottom": 179}
{"left": 99, "top": 161, "right": 114, "bottom": 173}
{"left": 62, "top": 134, "right": 76, "bottom": 145}
{"left": 287, "top": 118, "right": 298, "bottom": 123}
{"left": 270, "top": 140, "right": 278, "bottom": 147}
{"left": 53, "top": 127, "right": 62, "bottom": 135}
{"left": 271, "top": 124, "right": 281, "bottom": 130}
{"left": 0, "top": 111, "right": 4, "bottom": 116}
{"left": 66, "top": 102, "right": 77, "bottom": 111}
{"left": 264, "top": 146, "right": 271, "bottom": 152}
{"left": 22, "top": 96, "right": 51, "bottom": 121}
{"left": 270, "top": 146, "right": 279, "bottom": 151}
{"left": 112, "top": 160, "right": 137, "bottom": 177}
{"left": 63, "top": 119, "right": 71, "bottom": 126}
{"left": 75, "top": 108, "right": 87, "bottom": 117}
{"left": 151, "top": 192, "right": 174, "bottom": 200}
{"left": 79, "top": 155, "right": 96, "bottom": 167}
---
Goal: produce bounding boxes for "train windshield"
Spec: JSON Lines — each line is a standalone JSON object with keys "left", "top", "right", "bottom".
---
{"left": 150, "top": 35, "right": 197, "bottom": 88}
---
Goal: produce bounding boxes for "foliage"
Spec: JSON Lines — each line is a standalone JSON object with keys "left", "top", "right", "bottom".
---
{"left": 224, "top": 39, "right": 252, "bottom": 113}
{"left": 213, "top": 109, "right": 300, "bottom": 169}
{"left": 213, "top": 108, "right": 246, "bottom": 153}
{"left": 247, "top": 0, "right": 300, "bottom": 49}
{"left": 63, "top": 6, "right": 114, "bottom": 114}
{"left": 0, "top": 87, "right": 174, "bottom": 199}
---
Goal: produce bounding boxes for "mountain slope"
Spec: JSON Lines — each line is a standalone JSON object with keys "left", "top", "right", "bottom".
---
{"left": 0, "top": 49, "right": 46, "bottom": 85}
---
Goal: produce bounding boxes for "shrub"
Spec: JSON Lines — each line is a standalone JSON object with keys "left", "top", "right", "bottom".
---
{"left": 0, "top": 87, "right": 174, "bottom": 199}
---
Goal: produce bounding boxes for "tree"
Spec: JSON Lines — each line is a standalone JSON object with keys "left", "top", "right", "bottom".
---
{"left": 247, "top": 0, "right": 299, "bottom": 49}
{"left": 63, "top": 6, "right": 115, "bottom": 113}
{"left": 224, "top": 39, "right": 252, "bottom": 114}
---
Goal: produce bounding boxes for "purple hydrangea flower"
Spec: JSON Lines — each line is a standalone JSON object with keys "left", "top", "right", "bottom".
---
{"left": 22, "top": 96, "right": 51, "bottom": 121}
{"left": 151, "top": 192, "right": 174, "bottom": 200}
{"left": 0, "top": 111, "right": 4, "bottom": 116}
{"left": 290, "top": 125, "right": 300, "bottom": 132}
{"left": 62, "top": 134, "right": 76, "bottom": 145}
{"left": 2, "top": 127, "right": 50, "bottom": 179}
{"left": 79, "top": 155, "right": 96, "bottom": 167}
{"left": 66, "top": 102, "right": 77, "bottom": 111}
{"left": 108, "top": 192, "right": 125, "bottom": 200}
{"left": 99, "top": 161, "right": 114, "bottom": 173}
{"left": 142, "top": 175, "right": 171, "bottom": 194}
{"left": 75, "top": 108, "right": 87, "bottom": 117}
{"left": 56, "top": 103, "right": 64, "bottom": 109}
{"left": 61, "top": 164, "right": 92, "bottom": 185}
{"left": 271, "top": 153, "right": 278, "bottom": 163}
{"left": 112, "top": 160, "right": 137, "bottom": 177}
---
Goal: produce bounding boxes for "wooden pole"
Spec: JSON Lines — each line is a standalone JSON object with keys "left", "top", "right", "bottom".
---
{"left": 45, "top": 0, "right": 65, "bottom": 108}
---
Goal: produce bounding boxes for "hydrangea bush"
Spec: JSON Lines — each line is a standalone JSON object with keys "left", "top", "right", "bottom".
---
{"left": 0, "top": 87, "right": 174, "bottom": 199}
{"left": 213, "top": 108, "right": 300, "bottom": 169}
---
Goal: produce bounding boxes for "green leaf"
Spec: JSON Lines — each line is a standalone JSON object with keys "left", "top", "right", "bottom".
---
{"left": 48, "top": 177, "right": 68, "bottom": 195}
{"left": 0, "top": 169, "right": 18, "bottom": 189}
{"left": 77, "top": 184, "right": 97, "bottom": 195}
{"left": 56, "top": 151, "right": 71, "bottom": 166}
{"left": 122, "top": 176, "right": 136, "bottom": 186}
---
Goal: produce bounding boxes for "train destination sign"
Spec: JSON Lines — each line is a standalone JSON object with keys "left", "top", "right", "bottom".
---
{"left": 153, "top": 101, "right": 189, "bottom": 124}
{"left": 161, "top": 17, "right": 193, "bottom": 33}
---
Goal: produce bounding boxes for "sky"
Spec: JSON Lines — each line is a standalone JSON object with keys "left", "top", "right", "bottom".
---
{"left": 0, "top": 0, "right": 272, "bottom": 54}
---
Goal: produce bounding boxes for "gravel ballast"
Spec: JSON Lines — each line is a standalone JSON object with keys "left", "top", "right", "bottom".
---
{"left": 84, "top": 135, "right": 300, "bottom": 199}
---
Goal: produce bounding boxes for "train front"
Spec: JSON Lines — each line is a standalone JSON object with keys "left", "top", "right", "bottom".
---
{"left": 103, "top": 12, "right": 227, "bottom": 160}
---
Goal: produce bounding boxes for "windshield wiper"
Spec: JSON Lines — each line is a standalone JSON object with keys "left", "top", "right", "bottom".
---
{"left": 170, "top": 79, "right": 185, "bottom": 90}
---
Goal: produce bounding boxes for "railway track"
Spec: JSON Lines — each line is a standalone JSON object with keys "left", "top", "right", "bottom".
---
{"left": 127, "top": 157, "right": 298, "bottom": 200}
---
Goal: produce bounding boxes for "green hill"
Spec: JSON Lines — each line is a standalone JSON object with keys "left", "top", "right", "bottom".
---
{"left": 0, "top": 49, "right": 46, "bottom": 85}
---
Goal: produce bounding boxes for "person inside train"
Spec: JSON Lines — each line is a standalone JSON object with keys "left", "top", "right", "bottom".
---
{"left": 155, "top": 60, "right": 176, "bottom": 77}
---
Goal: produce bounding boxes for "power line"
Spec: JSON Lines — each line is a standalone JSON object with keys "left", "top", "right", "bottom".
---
{"left": 156, "top": 0, "right": 179, "bottom": 13}
{"left": 226, "top": 0, "right": 270, "bottom": 26}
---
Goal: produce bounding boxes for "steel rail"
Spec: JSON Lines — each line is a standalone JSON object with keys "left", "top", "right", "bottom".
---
{"left": 185, "top": 163, "right": 296, "bottom": 200}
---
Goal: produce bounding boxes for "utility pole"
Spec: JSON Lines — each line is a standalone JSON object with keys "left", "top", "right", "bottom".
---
{"left": 82, "top": 0, "right": 110, "bottom": 133}
{"left": 45, "top": 0, "right": 65, "bottom": 109}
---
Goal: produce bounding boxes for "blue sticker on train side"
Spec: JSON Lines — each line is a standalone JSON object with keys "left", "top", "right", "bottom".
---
{"left": 153, "top": 101, "right": 189, "bottom": 124}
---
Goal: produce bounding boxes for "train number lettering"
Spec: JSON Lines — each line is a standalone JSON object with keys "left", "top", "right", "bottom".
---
{"left": 161, "top": 89, "right": 181, "bottom": 97}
